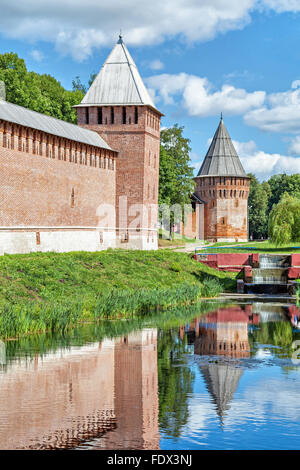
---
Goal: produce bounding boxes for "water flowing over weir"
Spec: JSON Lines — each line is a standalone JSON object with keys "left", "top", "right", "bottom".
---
{"left": 245, "top": 255, "right": 291, "bottom": 295}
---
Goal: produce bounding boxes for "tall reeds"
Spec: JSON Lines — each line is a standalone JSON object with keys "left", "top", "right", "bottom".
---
{"left": 0, "top": 280, "right": 223, "bottom": 339}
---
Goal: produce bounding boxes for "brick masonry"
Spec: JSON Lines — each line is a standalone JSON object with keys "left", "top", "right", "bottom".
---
{"left": 78, "top": 105, "right": 161, "bottom": 250}
{"left": 195, "top": 176, "right": 250, "bottom": 242}
{"left": 0, "top": 119, "right": 117, "bottom": 253}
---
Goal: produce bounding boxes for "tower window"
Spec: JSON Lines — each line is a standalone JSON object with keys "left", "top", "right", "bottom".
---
{"left": 111, "top": 107, "right": 114, "bottom": 124}
{"left": 85, "top": 108, "right": 89, "bottom": 124}
{"left": 122, "top": 106, "right": 126, "bottom": 124}
{"left": 98, "top": 107, "right": 102, "bottom": 124}
{"left": 135, "top": 107, "right": 138, "bottom": 124}
{"left": 71, "top": 188, "right": 75, "bottom": 208}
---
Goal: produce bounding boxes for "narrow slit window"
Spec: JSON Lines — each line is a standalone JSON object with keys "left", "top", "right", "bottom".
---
{"left": 135, "top": 107, "right": 138, "bottom": 124}
{"left": 111, "top": 107, "right": 114, "bottom": 124}
{"left": 98, "top": 107, "right": 102, "bottom": 124}
{"left": 71, "top": 188, "right": 75, "bottom": 208}
{"left": 86, "top": 108, "right": 89, "bottom": 124}
{"left": 122, "top": 106, "right": 126, "bottom": 124}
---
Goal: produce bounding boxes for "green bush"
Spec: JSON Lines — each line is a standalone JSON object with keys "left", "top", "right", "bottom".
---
{"left": 201, "top": 278, "right": 223, "bottom": 297}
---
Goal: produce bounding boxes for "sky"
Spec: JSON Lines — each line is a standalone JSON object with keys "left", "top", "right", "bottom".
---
{"left": 0, "top": 0, "right": 300, "bottom": 180}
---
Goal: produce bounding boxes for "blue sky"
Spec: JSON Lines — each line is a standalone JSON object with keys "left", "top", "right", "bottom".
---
{"left": 1, "top": 1, "right": 300, "bottom": 180}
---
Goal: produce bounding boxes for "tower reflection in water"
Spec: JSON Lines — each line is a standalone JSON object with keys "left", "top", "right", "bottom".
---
{"left": 0, "top": 329, "right": 159, "bottom": 450}
{"left": 185, "top": 306, "right": 258, "bottom": 424}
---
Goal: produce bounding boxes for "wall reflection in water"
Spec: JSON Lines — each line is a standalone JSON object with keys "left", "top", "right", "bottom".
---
{"left": 0, "top": 329, "right": 159, "bottom": 450}
{"left": 1, "top": 303, "right": 299, "bottom": 449}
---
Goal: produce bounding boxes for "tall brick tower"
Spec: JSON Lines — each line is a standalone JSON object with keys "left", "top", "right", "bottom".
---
{"left": 76, "top": 35, "right": 162, "bottom": 249}
{"left": 194, "top": 116, "right": 250, "bottom": 242}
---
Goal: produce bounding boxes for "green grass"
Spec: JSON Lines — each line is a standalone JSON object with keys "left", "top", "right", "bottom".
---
{"left": 0, "top": 250, "right": 236, "bottom": 306}
{"left": 158, "top": 228, "right": 205, "bottom": 247}
{"left": 197, "top": 240, "right": 300, "bottom": 254}
{"left": 0, "top": 250, "right": 237, "bottom": 338}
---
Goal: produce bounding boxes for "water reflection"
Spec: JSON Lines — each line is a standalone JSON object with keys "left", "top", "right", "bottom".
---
{"left": 0, "top": 329, "right": 159, "bottom": 450}
{"left": 0, "top": 302, "right": 300, "bottom": 450}
{"left": 194, "top": 306, "right": 253, "bottom": 424}
{"left": 177, "top": 303, "right": 300, "bottom": 426}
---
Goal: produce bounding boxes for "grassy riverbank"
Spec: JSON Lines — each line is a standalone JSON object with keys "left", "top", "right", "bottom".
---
{"left": 198, "top": 240, "right": 300, "bottom": 254}
{"left": 0, "top": 250, "right": 237, "bottom": 338}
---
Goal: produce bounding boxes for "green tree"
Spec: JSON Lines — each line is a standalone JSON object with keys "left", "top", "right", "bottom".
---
{"left": 72, "top": 76, "right": 87, "bottom": 94}
{"left": 159, "top": 125, "right": 195, "bottom": 237}
{"left": 268, "top": 193, "right": 300, "bottom": 245}
{"left": 158, "top": 328, "right": 195, "bottom": 438}
{"left": 72, "top": 72, "right": 97, "bottom": 94}
{"left": 267, "top": 174, "right": 300, "bottom": 211}
{"left": 248, "top": 173, "right": 270, "bottom": 239}
{"left": 0, "top": 52, "right": 84, "bottom": 123}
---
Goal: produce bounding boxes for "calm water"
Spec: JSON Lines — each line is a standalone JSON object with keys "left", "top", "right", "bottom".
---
{"left": 0, "top": 300, "right": 300, "bottom": 450}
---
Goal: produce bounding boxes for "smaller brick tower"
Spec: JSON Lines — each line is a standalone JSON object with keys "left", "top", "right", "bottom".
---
{"left": 194, "top": 116, "right": 250, "bottom": 242}
{"left": 76, "top": 35, "right": 162, "bottom": 249}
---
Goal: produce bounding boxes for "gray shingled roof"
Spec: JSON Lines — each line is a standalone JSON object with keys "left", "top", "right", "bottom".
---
{"left": 75, "top": 36, "right": 158, "bottom": 110}
{"left": 0, "top": 99, "right": 111, "bottom": 150}
{"left": 197, "top": 117, "right": 247, "bottom": 177}
{"left": 200, "top": 363, "right": 243, "bottom": 424}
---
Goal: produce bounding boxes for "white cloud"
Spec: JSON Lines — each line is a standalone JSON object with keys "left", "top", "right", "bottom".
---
{"left": 244, "top": 83, "right": 300, "bottom": 133}
{"left": 0, "top": 1, "right": 298, "bottom": 60}
{"left": 260, "top": 0, "right": 300, "bottom": 12}
{"left": 147, "top": 73, "right": 266, "bottom": 116}
{"left": 190, "top": 152, "right": 203, "bottom": 173}
{"left": 30, "top": 49, "right": 44, "bottom": 62}
{"left": 149, "top": 60, "right": 164, "bottom": 71}
{"left": 233, "top": 138, "right": 300, "bottom": 179}
{"left": 0, "top": 0, "right": 256, "bottom": 60}
{"left": 291, "top": 80, "right": 300, "bottom": 89}
{"left": 288, "top": 136, "right": 300, "bottom": 155}
{"left": 3, "top": 0, "right": 299, "bottom": 61}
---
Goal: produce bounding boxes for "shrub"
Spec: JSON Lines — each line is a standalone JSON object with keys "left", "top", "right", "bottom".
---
{"left": 201, "top": 278, "right": 222, "bottom": 297}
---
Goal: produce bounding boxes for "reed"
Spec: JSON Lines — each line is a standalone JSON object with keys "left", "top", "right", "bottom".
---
{"left": 0, "top": 281, "right": 223, "bottom": 338}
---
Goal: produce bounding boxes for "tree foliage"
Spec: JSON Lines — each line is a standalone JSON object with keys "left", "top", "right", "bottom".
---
{"left": 248, "top": 173, "right": 300, "bottom": 240}
{"left": 158, "top": 328, "right": 195, "bottom": 437}
{"left": 268, "top": 193, "right": 300, "bottom": 245}
{"left": 268, "top": 174, "right": 300, "bottom": 212}
{"left": 0, "top": 52, "right": 84, "bottom": 123}
{"left": 159, "top": 125, "right": 195, "bottom": 208}
{"left": 159, "top": 125, "right": 195, "bottom": 236}
{"left": 248, "top": 173, "right": 270, "bottom": 239}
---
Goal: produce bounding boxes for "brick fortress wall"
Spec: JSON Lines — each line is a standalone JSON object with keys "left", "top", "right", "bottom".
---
{"left": 0, "top": 119, "right": 117, "bottom": 254}
{"left": 78, "top": 105, "right": 161, "bottom": 250}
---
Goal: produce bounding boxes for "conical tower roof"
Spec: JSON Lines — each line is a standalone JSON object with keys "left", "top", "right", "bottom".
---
{"left": 200, "top": 363, "right": 243, "bottom": 424}
{"left": 197, "top": 116, "right": 247, "bottom": 177}
{"left": 78, "top": 35, "right": 158, "bottom": 111}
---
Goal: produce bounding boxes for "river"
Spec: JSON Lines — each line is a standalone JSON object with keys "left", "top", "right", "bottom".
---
{"left": 0, "top": 299, "right": 300, "bottom": 450}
